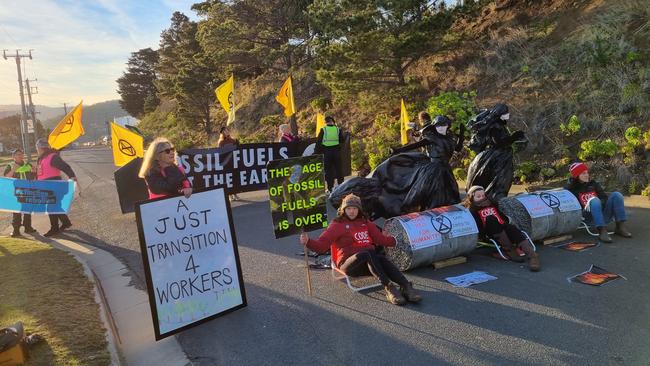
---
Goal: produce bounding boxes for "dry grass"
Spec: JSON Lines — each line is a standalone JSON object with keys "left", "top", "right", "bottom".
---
{"left": 0, "top": 237, "right": 110, "bottom": 365}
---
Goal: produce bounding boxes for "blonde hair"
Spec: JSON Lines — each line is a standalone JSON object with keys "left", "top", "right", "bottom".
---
{"left": 279, "top": 124, "right": 290, "bottom": 134}
{"left": 138, "top": 137, "right": 175, "bottom": 178}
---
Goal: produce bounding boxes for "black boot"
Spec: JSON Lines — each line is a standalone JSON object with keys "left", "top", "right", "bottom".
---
{"left": 519, "top": 240, "right": 541, "bottom": 272}
{"left": 11, "top": 227, "right": 22, "bottom": 238}
{"left": 598, "top": 227, "right": 612, "bottom": 243}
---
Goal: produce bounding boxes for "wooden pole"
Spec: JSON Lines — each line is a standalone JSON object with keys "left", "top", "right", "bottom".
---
{"left": 303, "top": 243, "right": 313, "bottom": 296}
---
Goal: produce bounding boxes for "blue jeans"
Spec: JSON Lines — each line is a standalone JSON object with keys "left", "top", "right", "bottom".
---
{"left": 585, "top": 191, "right": 627, "bottom": 227}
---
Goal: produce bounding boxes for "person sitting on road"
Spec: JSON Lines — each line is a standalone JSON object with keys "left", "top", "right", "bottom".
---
{"left": 139, "top": 137, "right": 192, "bottom": 199}
{"left": 565, "top": 162, "right": 631, "bottom": 243}
{"left": 463, "top": 185, "right": 540, "bottom": 271}
{"left": 35, "top": 138, "right": 78, "bottom": 237}
{"left": 299, "top": 193, "right": 422, "bottom": 305}
{"left": 4, "top": 148, "right": 37, "bottom": 237}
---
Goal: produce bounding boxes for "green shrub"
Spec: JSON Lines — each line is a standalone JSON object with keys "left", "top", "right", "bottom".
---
{"left": 453, "top": 168, "right": 467, "bottom": 181}
{"left": 540, "top": 167, "right": 556, "bottom": 179}
{"left": 426, "top": 91, "right": 477, "bottom": 135}
{"left": 309, "top": 97, "right": 330, "bottom": 112}
{"left": 641, "top": 185, "right": 650, "bottom": 197}
{"left": 363, "top": 114, "right": 400, "bottom": 170}
{"left": 624, "top": 126, "right": 642, "bottom": 147}
{"left": 578, "top": 139, "right": 618, "bottom": 161}
{"left": 559, "top": 115, "right": 581, "bottom": 136}
{"left": 514, "top": 161, "right": 540, "bottom": 183}
{"left": 350, "top": 139, "right": 366, "bottom": 172}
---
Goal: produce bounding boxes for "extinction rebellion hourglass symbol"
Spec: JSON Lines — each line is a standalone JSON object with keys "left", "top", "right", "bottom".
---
{"left": 431, "top": 215, "right": 453, "bottom": 235}
{"left": 118, "top": 139, "right": 136, "bottom": 157}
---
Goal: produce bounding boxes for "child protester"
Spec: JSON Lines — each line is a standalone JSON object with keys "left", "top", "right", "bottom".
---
{"left": 565, "top": 162, "right": 631, "bottom": 243}
{"left": 463, "top": 186, "right": 541, "bottom": 271}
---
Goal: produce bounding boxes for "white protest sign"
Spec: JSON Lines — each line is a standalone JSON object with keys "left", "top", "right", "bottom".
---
{"left": 429, "top": 204, "right": 479, "bottom": 239}
{"left": 515, "top": 194, "right": 554, "bottom": 218}
{"left": 397, "top": 213, "right": 442, "bottom": 250}
{"left": 136, "top": 188, "right": 246, "bottom": 340}
{"left": 540, "top": 189, "right": 581, "bottom": 212}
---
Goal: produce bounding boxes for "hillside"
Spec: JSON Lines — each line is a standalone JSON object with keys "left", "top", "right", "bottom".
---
{"left": 132, "top": 0, "right": 649, "bottom": 193}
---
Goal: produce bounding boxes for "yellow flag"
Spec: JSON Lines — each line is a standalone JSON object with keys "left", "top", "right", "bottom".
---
{"left": 315, "top": 113, "right": 326, "bottom": 137}
{"left": 276, "top": 76, "right": 296, "bottom": 117}
{"left": 215, "top": 74, "right": 235, "bottom": 125}
{"left": 48, "top": 101, "right": 84, "bottom": 150}
{"left": 110, "top": 122, "right": 144, "bottom": 167}
{"left": 400, "top": 99, "right": 410, "bottom": 145}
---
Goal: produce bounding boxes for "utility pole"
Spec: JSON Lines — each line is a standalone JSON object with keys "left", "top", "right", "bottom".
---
{"left": 62, "top": 102, "right": 68, "bottom": 115}
{"left": 25, "top": 78, "right": 39, "bottom": 141}
{"left": 3, "top": 49, "right": 33, "bottom": 162}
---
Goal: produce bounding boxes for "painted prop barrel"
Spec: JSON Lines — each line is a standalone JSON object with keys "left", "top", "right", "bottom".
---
{"left": 497, "top": 189, "right": 582, "bottom": 241}
{"left": 383, "top": 204, "right": 479, "bottom": 271}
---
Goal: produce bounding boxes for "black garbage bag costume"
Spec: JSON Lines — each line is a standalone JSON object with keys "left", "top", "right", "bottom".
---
{"left": 465, "top": 104, "right": 527, "bottom": 201}
{"left": 329, "top": 116, "right": 464, "bottom": 219}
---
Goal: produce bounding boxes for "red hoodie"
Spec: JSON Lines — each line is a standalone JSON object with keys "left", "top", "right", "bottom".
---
{"left": 306, "top": 217, "right": 396, "bottom": 267}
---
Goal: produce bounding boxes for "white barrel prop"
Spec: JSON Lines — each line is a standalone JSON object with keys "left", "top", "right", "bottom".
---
{"left": 384, "top": 204, "right": 479, "bottom": 271}
{"left": 497, "top": 189, "right": 582, "bottom": 241}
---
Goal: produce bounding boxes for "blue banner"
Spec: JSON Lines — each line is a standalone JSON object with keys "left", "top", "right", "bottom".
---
{"left": 0, "top": 177, "right": 75, "bottom": 214}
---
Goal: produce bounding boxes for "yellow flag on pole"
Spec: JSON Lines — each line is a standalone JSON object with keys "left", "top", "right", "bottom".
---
{"left": 110, "top": 122, "right": 144, "bottom": 167}
{"left": 315, "top": 113, "right": 326, "bottom": 137}
{"left": 48, "top": 101, "right": 84, "bottom": 150}
{"left": 215, "top": 74, "right": 235, "bottom": 125}
{"left": 400, "top": 99, "right": 410, "bottom": 145}
{"left": 276, "top": 76, "right": 296, "bottom": 117}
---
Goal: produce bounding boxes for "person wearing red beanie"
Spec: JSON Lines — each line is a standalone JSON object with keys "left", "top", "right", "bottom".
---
{"left": 565, "top": 162, "right": 631, "bottom": 242}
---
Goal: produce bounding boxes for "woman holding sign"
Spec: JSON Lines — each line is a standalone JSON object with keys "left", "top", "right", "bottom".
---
{"left": 463, "top": 186, "right": 541, "bottom": 271}
{"left": 139, "top": 137, "right": 192, "bottom": 199}
{"left": 299, "top": 194, "right": 422, "bottom": 306}
{"left": 565, "top": 162, "right": 631, "bottom": 243}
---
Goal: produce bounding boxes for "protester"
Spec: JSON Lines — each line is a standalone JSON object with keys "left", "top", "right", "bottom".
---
{"left": 299, "top": 193, "right": 422, "bottom": 305}
{"left": 315, "top": 116, "right": 344, "bottom": 193}
{"left": 217, "top": 127, "right": 240, "bottom": 201}
{"left": 463, "top": 186, "right": 541, "bottom": 271}
{"left": 391, "top": 114, "right": 464, "bottom": 212}
{"left": 466, "top": 103, "right": 527, "bottom": 201}
{"left": 138, "top": 137, "right": 192, "bottom": 199}
{"left": 217, "top": 126, "right": 238, "bottom": 148}
{"left": 565, "top": 162, "right": 631, "bottom": 242}
{"left": 278, "top": 124, "right": 299, "bottom": 143}
{"left": 3, "top": 149, "right": 36, "bottom": 237}
{"left": 35, "top": 138, "right": 77, "bottom": 237}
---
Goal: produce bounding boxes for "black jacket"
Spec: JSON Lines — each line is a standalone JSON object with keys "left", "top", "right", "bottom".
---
{"left": 145, "top": 165, "right": 190, "bottom": 196}
{"left": 468, "top": 202, "right": 510, "bottom": 233}
{"left": 564, "top": 177, "right": 608, "bottom": 208}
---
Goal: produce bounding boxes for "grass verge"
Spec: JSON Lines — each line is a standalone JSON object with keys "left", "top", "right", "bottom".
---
{"left": 0, "top": 237, "right": 110, "bottom": 365}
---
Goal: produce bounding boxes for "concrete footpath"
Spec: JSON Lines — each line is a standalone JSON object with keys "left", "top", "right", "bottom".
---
{"left": 4, "top": 214, "right": 191, "bottom": 366}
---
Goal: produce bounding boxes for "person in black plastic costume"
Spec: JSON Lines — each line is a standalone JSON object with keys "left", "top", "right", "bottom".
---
{"left": 390, "top": 114, "right": 464, "bottom": 212}
{"left": 465, "top": 103, "right": 527, "bottom": 201}
{"left": 328, "top": 113, "right": 464, "bottom": 219}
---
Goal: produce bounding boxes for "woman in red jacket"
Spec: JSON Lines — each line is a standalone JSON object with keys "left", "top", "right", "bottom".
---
{"left": 300, "top": 194, "right": 422, "bottom": 305}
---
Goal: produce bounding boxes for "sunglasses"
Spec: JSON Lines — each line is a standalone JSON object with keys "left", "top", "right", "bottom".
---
{"left": 159, "top": 147, "right": 175, "bottom": 154}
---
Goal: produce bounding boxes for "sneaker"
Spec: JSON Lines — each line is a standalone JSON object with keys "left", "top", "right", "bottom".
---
{"left": 44, "top": 229, "right": 60, "bottom": 237}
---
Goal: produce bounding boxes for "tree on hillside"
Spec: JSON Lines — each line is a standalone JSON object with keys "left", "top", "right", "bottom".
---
{"left": 117, "top": 48, "right": 159, "bottom": 118}
{"left": 193, "top": 0, "right": 313, "bottom": 75}
{"left": 309, "top": 0, "right": 453, "bottom": 97}
{"left": 156, "top": 12, "right": 219, "bottom": 136}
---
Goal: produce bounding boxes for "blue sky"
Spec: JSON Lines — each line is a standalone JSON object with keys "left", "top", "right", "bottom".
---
{"left": 0, "top": 0, "right": 197, "bottom": 107}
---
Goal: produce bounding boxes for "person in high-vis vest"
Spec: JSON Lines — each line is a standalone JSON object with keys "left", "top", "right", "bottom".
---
{"left": 35, "top": 138, "right": 78, "bottom": 237}
{"left": 4, "top": 148, "right": 37, "bottom": 237}
{"left": 316, "top": 116, "right": 344, "bottom": 192}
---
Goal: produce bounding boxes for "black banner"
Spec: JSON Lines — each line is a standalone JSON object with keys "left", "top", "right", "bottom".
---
{"left": 115, "top": 138, "right": 351, "bottom": 214}
{"left": 267, "top": 155, "right": 328, "bottom": 238}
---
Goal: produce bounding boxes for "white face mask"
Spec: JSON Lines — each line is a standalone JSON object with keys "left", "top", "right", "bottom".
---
{"left": 435, "top": 126, "right": 448, "bottom": 135}
{"left": 500, "top": 113, "right": 510, "bottom": 121}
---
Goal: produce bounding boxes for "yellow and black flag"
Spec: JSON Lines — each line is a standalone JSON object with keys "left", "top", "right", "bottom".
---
{"left": 400, "top": 99, "right": 410, "bottom": 145}
{"left": 315, "top": 113, "right": 326, "bottom": 137}
{"left": 276, "top": 76, "right": 296, "bottom": 117}
{"left": 110, "top": 122, "right": 143, "bottom": 167}
{"left": 215, "top": 74, "right": 235, "bottom": 125}
{"left": 48, "top": 101, "right": 84, "bottom": 150}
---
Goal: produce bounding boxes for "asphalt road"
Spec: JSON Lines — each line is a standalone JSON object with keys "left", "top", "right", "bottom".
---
{"left": 51, "top": 147, "right": 650, "bottom": 366}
